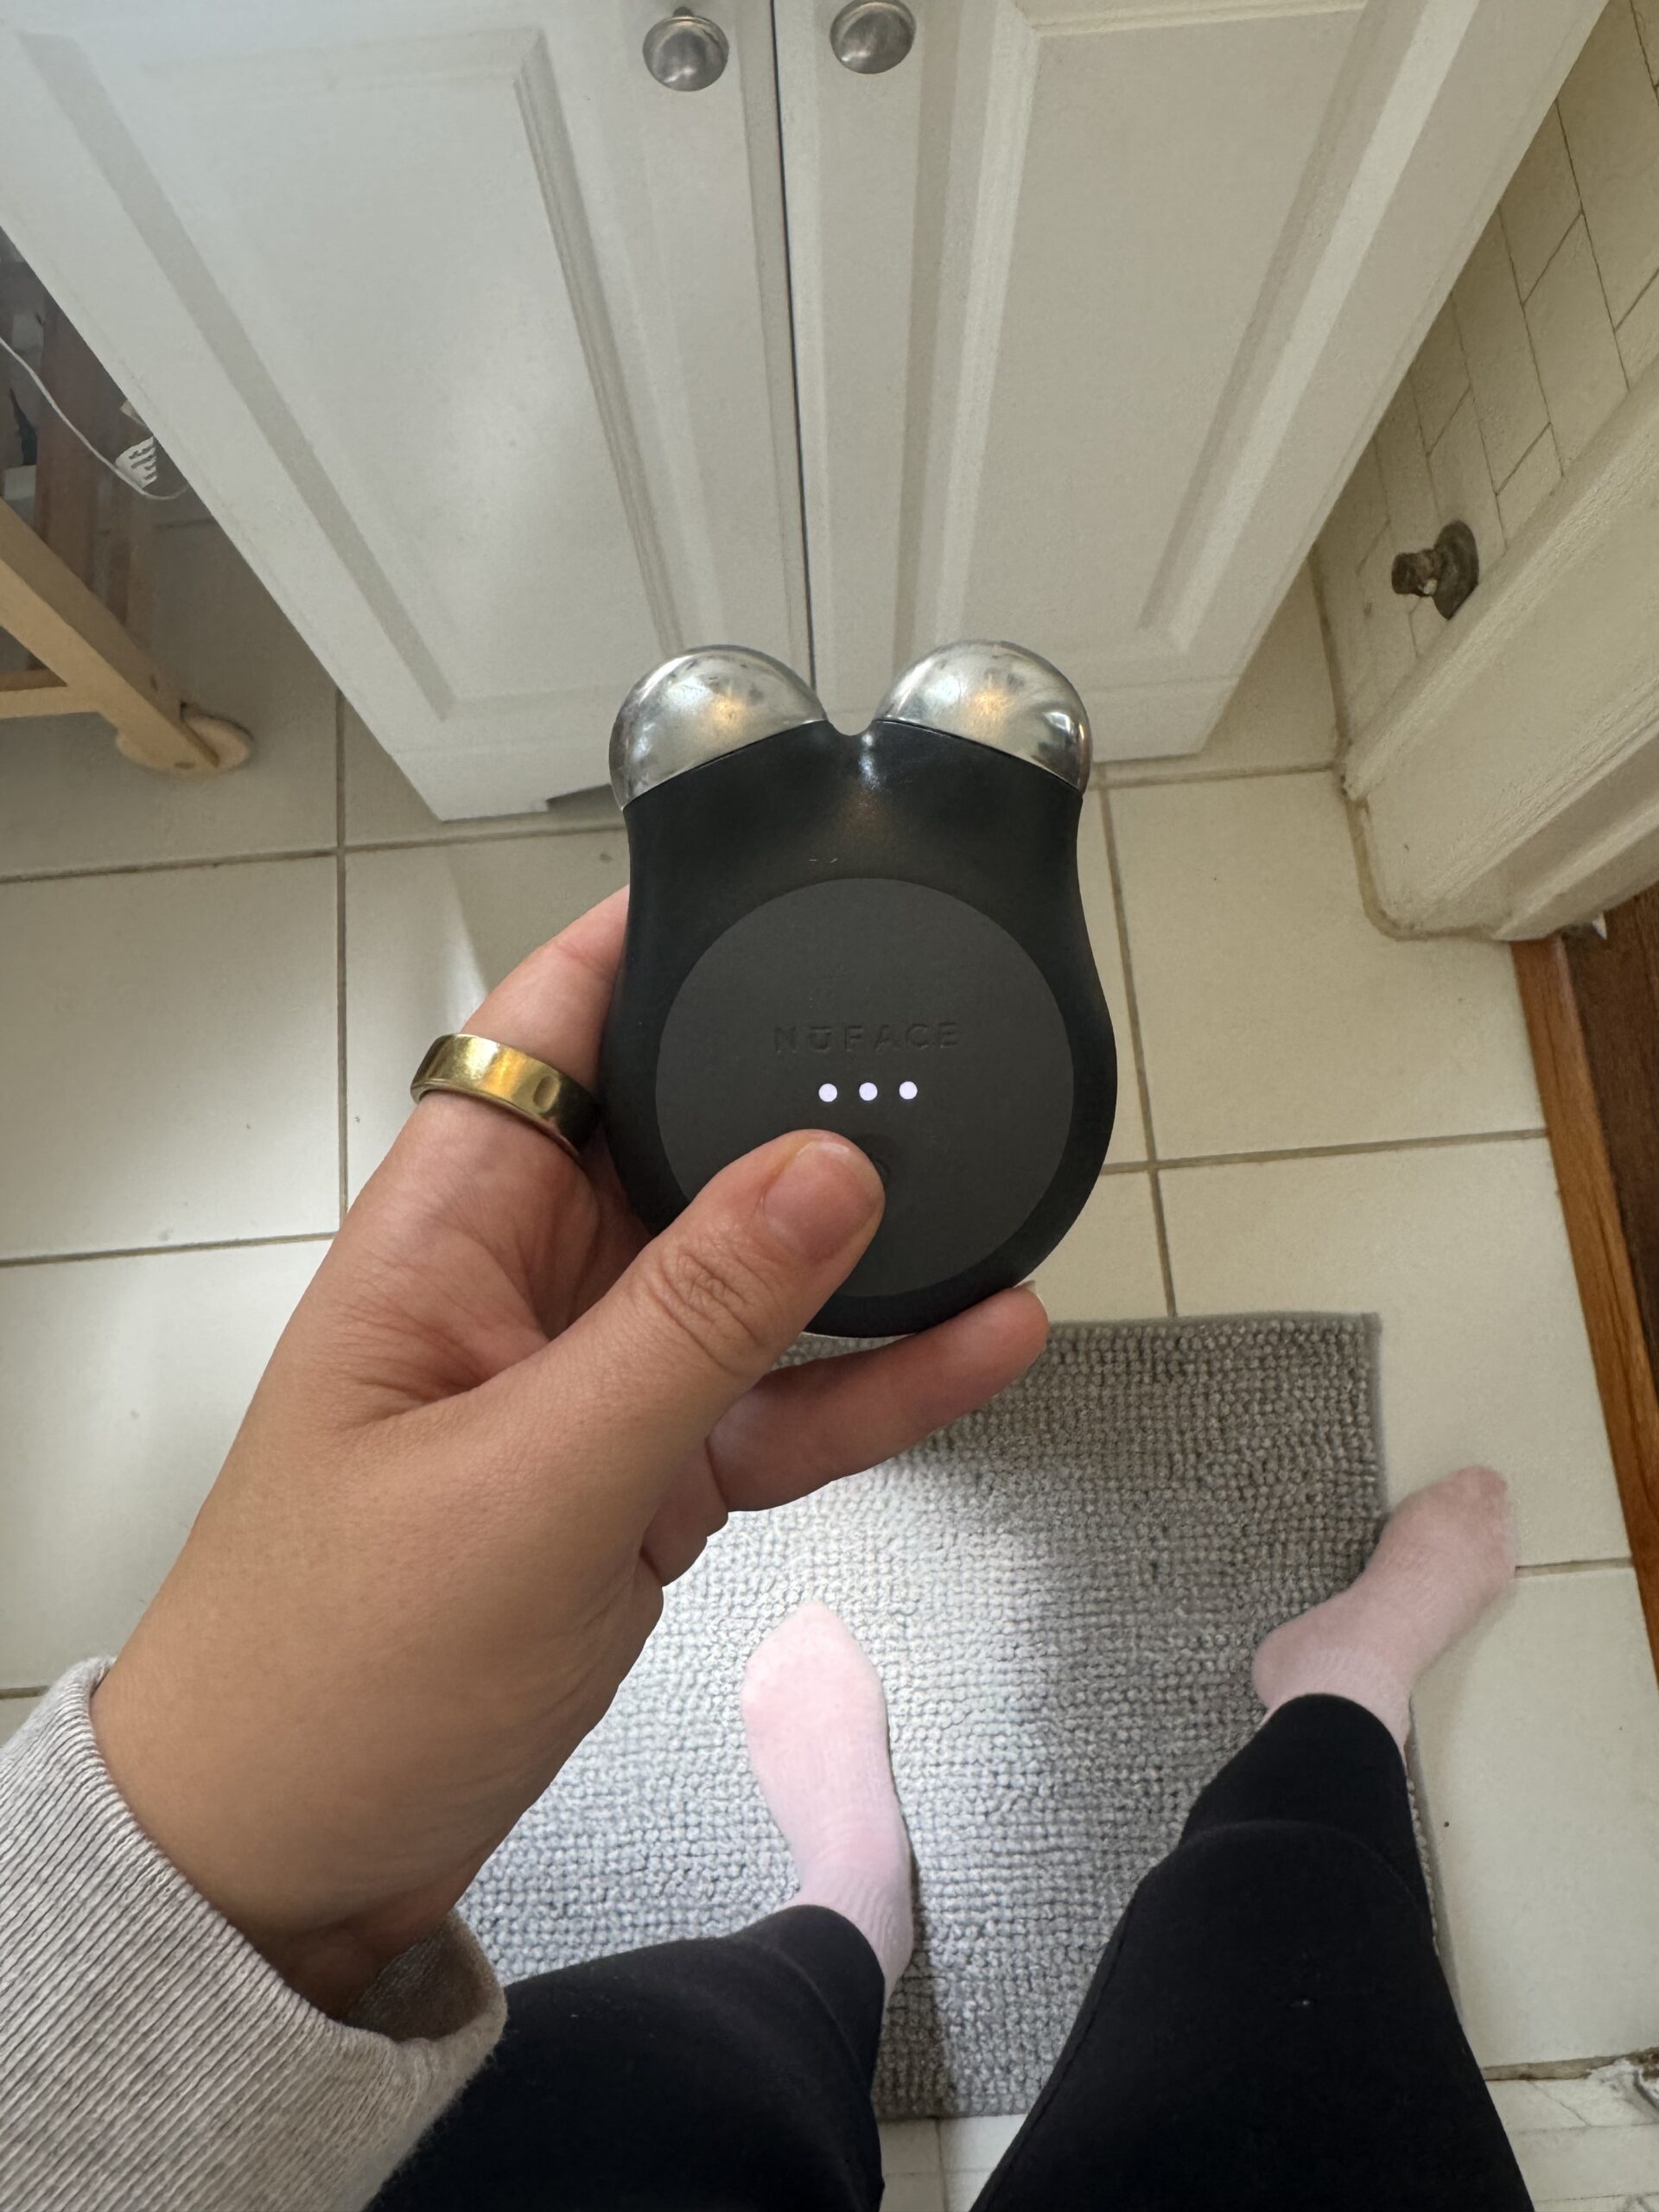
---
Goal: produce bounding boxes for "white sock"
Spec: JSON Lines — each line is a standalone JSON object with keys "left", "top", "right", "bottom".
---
{"left": 1252, "top": 1465, "right": 1516, "bottom": 1747}
{"left": 741, "top": 1602, "right": 914, "bottom": 1997}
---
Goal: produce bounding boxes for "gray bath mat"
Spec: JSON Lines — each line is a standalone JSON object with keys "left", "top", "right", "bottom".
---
{"left": 467, "top": 1316, "right": 1383, "bottom": 2118}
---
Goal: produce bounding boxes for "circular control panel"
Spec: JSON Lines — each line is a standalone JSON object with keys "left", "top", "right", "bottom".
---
{"left": 656, "top": 878, "right": 1073, "bottom": 1299}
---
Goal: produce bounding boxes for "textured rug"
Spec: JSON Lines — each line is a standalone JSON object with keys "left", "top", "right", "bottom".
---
{"left": 467, "top": 1316, "right": 1384, "bottom": 2118}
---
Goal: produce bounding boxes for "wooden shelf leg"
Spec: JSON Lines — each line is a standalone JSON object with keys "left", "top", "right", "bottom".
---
{"left": 0, "top": 494, "right": 248, "bottom": 776}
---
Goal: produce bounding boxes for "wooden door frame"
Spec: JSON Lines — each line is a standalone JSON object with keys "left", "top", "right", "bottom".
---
{"left": 1514, "top": 936, "right": 1659, "bottom": 1682}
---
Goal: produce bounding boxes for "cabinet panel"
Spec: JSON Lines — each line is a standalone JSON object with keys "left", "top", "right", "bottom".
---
{"left": 787, "top": 0, "right": 1602, "bottom": 753}
{"left": 0, "top": 2, "right": 806, "bottom": 813}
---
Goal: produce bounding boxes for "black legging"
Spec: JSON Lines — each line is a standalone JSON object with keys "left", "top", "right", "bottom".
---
{"left": 372, "top": 1695, "right": 1531, "bottom": 2210}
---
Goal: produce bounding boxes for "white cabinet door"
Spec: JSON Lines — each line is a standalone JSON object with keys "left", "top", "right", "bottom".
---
{"left": 0, "top": 1, "right": 806, "bottom": 813}
{"left": 780, "top": 0, "right": 1601, "bottom": 753}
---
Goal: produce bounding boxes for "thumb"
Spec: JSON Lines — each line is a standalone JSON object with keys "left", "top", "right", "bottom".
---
{"left": 515, "top": 1131, "right": 885, "bottom": 1502}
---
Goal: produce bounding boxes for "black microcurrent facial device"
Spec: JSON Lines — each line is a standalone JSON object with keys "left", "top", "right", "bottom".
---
{"left": 601, "top": 642, "right": 1117, "bottom": 1338}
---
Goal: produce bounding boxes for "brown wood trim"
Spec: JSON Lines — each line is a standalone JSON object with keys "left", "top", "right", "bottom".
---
{"left": 1513, "top": 936, "right": 1659, "bottom": 1679}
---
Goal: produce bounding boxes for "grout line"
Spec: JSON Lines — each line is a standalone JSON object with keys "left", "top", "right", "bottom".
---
{"left": 1502, "top": 103, "right": 1575, "bottom": 310}
{"left": 1484, "top": 2053, "right": 1655, "bottom": 2083}
{"left": 334, "top": 692, "right": 349, "bottom": 1226}
{"left": 1447, "top": 286, "right": 1510, "bottom": 527}
{"left": 0, "top": 1136, "right": 1552, "bottom": 1275}
{"left": 0, "top": 815, "right": 625, "bottom": 892}
{"left": 1516, "top": 1556, "right": 1633, "bottom": 1579}
{"left": 1146, "top": 1169, "right": 1176, "bottom": 1318}
{"left": 1496, "top": 169, "right": 1562, "bottom": 431}
{"left": 1105, "top": 760, "right": 1335, "bottom": 790}
{"left": 0, "top": 1686, "right": 45, "bottom": 1700}
{"left": 1528, "top": 207, "right": 1588, "bottom": 310}
{"left": 1618, "top": 262, "right": 1659, "bottom": 372}
{"left": 1097, "top": 788, "right": 1175, "bottom": 1314}
{"left": 345, "top": 819, "right": 620, "bottom": 855}
{"left": 1351, "top": 506, "right": 1390, "bottom": 577}
{"left": 0, "top": 845, "right": 335, "bottom": 887}
{"left": 0, "top": 1231, "right": 334, "bottom": 1273}
{"left": 1147, "top": 1127, "right": 1548, "bottom": 1175}
{"left": 1550, "top": 110, "right": 1628, "bottom": 390}
{"left": 1492, "top": 422, "right": 1555, "bottom": 502}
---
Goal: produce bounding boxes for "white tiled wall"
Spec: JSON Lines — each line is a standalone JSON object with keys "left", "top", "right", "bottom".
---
{"left": 1315, "top": 0, "right": 1659, "bottom": 734}
{"left": 0, "top": 515, "right": 1654, "bottom": 2205}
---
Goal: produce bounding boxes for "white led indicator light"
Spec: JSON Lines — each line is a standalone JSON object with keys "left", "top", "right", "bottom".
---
{"left": 859, "top": 1080, "right": 878, "bottom": 1102}
{"left": 818, "top": 1082, "right": 838, "bottom": 1103}
{"left": 899, "top": 1080, "right": 918, "bottom": 1101}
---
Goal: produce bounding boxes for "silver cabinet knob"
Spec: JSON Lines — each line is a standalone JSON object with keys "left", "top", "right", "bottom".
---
{"left": 830, "top": 0, "right": 916, "bottom": 74}
{"left": 643, "top": 10, "right": 729, "bottom": 91}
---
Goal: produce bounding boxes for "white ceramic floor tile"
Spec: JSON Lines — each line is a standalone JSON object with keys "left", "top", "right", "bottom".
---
{"left": 344, "top": 703, "right": 620, "bottom": 846}
{"left": 0, "top": 524, "right": 335, "bottom": 878}
{"left": 1497, "top": 429, "right": 1564, "bottom": 543}
{"left": 1313, "top": 537, "right": 1379, "bottom": 731}
{"left": 940, "top": 2116, "right": 1025, "bottom": 2171}
{"left": 883, "top": 2176, "right": 946, "bottom": 2212}
{"left": 1638, "top": 0, "right": 1659, "bottom": 80}
{"left": 0, "top": 1239, "right": 326, "bottom": 1686}
{"left": 1319, "top": 442, "right": 1389, "bottom": 575}
{"left": 1516, "top": 2120, "right": 1659, "bottom": 2202}
{"left": 345, "top": 834, "right": 627, "bottom": 1196}
{"left": 0, "top": 1698, "right": 40, "bottom": 1745}
{"left": 1414, "top": 1567, "right": 1659, "bottom": 2068}
{"left": 1492, "top": 2066, "right": 1657, "bottom": 2131}
{"left": 1107, "top": 567, "right": 1337, "bottom": 783}
{"left": 1160, "top": 1141, "right": 1622, "bottom": 1567}
{"left": 879, "top": 2120, "right": 942, "bottom": 2176}
{"left": 1502, "top": 105, "right": 1582, "bottom": 302}
{"left": 1355, "top": 529, "right": 1419, "bottom": 709}
{"left": 1033, "top": 1173, "right": 1167, "bottom": 1322}
{"left": 1110, "top": 775, "right": 1542, "bottom": 1159}
{"left": 1412, "top": 294, "right": 1472, "bottom": 448}
{"left": 1454, "top": 213, "right": 1549, "bottom": 487}
{"left": 0, "top": 859, "right": 339, "bottom": 1257}
{"left": 943, "top": 2177, "right": 994, "bottom": 2212}
{"left": 1407, "top": 590, "right": 1444, "bottom": 664}
{"left": 1373, "top": 384, "right": 1440, "bottom": 562}
{"left": 1618, "top": 267, "right": 1659, "bottom": 384}
{"left": 1077, "top": 797, "right": 1145, "bottom": 1163}
{"left": 1558, "top": 0, "right": 1659, "bottom": 326}
{"left": 1426, "top": 391, "right": 1505, "bottom": 572}
{"left": 1525, "top": 218, "right": 1630, "bottom": 468}
{"left": 1528, "top": 2198, "right": 1657, "bottom": 2212}
{"left": 1491, "top": 2075, "right": 1595, "bottom": 2136}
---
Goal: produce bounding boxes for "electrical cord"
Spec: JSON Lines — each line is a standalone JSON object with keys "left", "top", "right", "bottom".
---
{"left": 0, "top": 328, "right": 188, "bottom": 502}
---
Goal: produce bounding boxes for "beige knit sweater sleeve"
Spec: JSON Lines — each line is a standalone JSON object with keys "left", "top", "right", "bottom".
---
{"left": 0, "top": 1662, "right": 508, "bottom": 2212}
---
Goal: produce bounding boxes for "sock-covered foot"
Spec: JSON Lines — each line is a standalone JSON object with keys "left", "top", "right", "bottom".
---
{"left": 741, "top": 1602, "right": 914, "bottom": 1997}
{"left": 1252, "top": 1465, "right": 1516, "bottom": 1747}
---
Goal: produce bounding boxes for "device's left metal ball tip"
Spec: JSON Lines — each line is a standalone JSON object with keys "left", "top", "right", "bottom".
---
{"left": 610, "top": 647, "right": 826, "bottom": 806}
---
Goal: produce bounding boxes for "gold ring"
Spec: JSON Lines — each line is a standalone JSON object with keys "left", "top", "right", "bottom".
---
{"left": 410, "top": 1033, "right": 599, "bottom": 1160}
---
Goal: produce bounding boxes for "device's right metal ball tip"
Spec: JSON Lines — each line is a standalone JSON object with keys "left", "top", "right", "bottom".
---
{"left": 874, "top": 640, "right": 1091, "bottom": 791}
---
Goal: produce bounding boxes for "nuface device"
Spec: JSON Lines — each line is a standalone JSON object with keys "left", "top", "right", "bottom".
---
{"left": 601, "top": 642, "right": 1117, "bottom": 1337}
